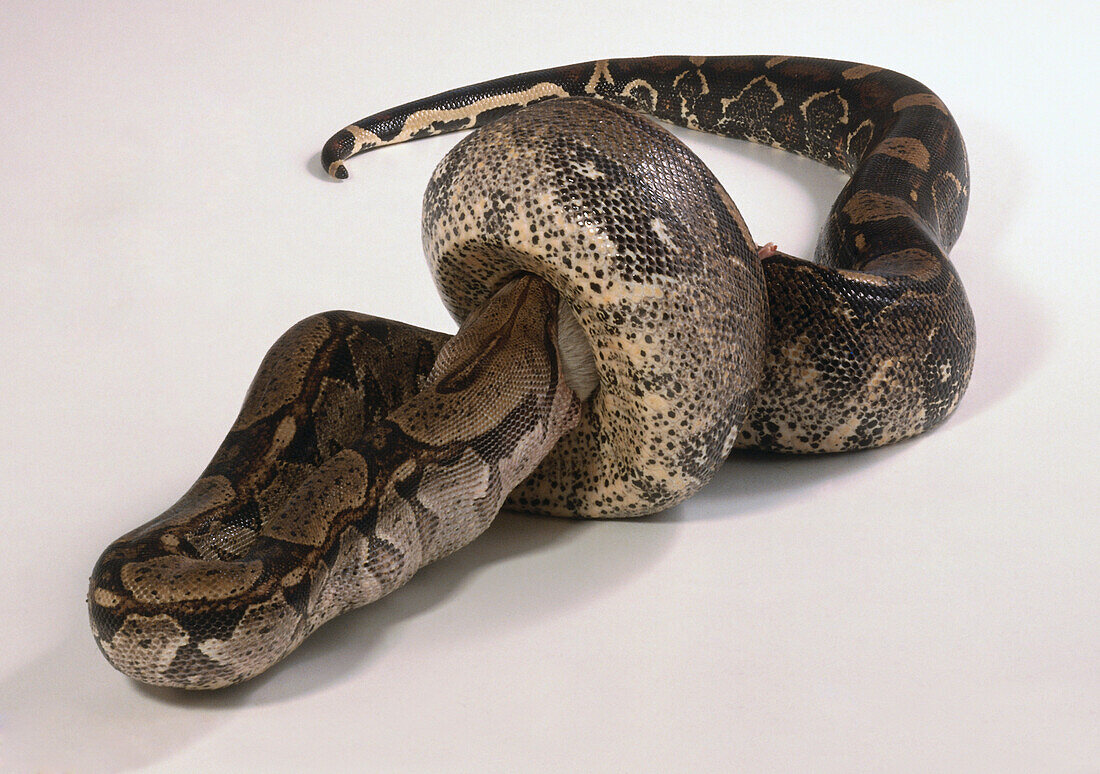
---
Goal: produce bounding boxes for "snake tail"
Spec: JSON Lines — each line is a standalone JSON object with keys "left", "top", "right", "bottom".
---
{"left": 323, "top": 56, "right": 975, "bottom": 455}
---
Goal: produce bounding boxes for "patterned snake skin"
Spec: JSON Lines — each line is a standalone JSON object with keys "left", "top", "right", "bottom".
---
{"left": 89, "top": 56, "right": 974, "bottom": 689}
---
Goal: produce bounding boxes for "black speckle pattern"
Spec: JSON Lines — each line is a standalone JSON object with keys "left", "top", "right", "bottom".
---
{"left": 423, "top": 98, "right": 767, "bottom": 517}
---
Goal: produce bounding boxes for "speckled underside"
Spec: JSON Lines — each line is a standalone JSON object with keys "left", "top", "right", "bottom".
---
{"left": 423, "top": 98, "right": 767, "bottom": 517}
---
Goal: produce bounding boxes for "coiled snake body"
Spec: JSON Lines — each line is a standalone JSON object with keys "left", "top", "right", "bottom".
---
{"left": 89, "top": 56, "right": 974, "bottom": 688}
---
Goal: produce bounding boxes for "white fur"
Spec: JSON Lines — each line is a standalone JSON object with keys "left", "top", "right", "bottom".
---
{"left": 556, "top": 300, "right": 599, "bottom": 400}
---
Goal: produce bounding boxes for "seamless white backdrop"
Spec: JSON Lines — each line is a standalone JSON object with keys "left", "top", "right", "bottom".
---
{"left": 1, "top": 2, "right": 1096, "bottom": 772}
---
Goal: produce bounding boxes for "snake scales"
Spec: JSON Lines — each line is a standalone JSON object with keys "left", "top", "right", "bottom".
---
{"left": 89, "top": 56, "right": 974, "bottom": 689}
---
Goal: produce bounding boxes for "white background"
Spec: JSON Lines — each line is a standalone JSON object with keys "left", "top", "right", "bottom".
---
{"left": 1, "top": 2, "right": 1096, "bottom": 772}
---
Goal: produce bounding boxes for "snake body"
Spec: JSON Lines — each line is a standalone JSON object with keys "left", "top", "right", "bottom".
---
{"left": 89, "top": 56, "right": 974, "bottom": 688}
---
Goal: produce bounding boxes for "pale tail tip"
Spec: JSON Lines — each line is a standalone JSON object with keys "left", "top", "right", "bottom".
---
{"left": 321, "top": 128, "right": 356, "bottom": 180}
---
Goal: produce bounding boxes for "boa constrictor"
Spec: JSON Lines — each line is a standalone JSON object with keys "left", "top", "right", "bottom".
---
{"left": 89, "top": 56, "right": 975, "bottom": 689}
